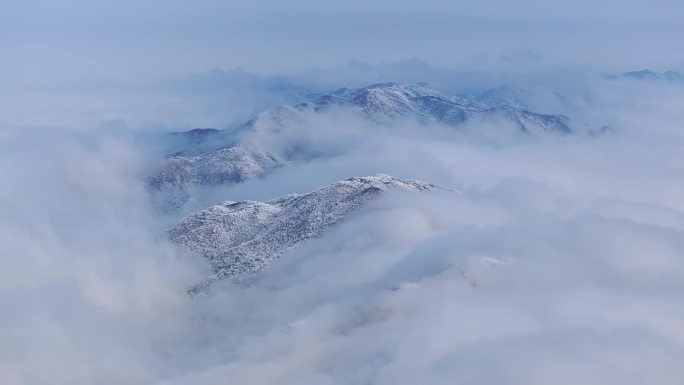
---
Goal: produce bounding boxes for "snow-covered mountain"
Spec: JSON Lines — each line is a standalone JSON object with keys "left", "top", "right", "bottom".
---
{"left": 149, "top": 145, "right": 284, "bottom": 211}
{"left": 315, "top": 82, "right": 481, "bottom": 124}
{"left": 168, "top": 174, "right": 439, "bottom": 280}
{"left": 149, "top": 82, "right": 570, "bottom": 210}
{"left": 314, "top": 82, "right": 571, "bottom": 133}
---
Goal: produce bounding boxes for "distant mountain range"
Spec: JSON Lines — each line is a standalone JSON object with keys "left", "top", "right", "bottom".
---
{"left": 149, "top": 82, "right": 570, "bottom": 211}
{"left": 609, "top": 69, "right": 684, "bottom": 83}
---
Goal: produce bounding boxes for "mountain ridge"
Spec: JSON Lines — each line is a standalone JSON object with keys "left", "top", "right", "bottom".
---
{"left": 168, "top": 174, "right": 442, "bottom": 280}
{"left": 150, "top": 82, "right": 570, "bottom": 211}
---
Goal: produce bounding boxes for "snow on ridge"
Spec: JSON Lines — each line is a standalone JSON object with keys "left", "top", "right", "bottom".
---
{"left": 168, "top": 174, "right": 441, "bottom": 280}
{"left": 148, "top": 145, "right": 284, "bottom": 211}
{"left": 149, "top": 82, "right": 570, "bottom": 212}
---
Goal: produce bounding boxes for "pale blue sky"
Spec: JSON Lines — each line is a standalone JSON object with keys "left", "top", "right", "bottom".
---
{"left": 2, "top": 0, "right": 683, "bottom": 84}
{"left": 2, "top": 0, "right": 683, "bottom": 129}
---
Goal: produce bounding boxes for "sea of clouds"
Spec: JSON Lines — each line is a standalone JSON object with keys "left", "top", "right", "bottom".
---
{"left": 2, "top": 67, "right": 684, "bottom": 385}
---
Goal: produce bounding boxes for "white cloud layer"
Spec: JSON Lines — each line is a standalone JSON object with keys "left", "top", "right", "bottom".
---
{"left": 2, "top": 68, "right": 684, "bottom": 385}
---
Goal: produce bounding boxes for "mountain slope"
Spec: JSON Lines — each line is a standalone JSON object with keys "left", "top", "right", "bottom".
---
{"left": 148, "top": 145, "right": 284, "bottom": 211}
{"left": 149, "top": 82, "right": 570, "bottom": 211}
{"left": 168, "top": 174, "right": 439, "bottom": 279}
{"left": 315, "top": 82, "right": 571, "bottom": 132}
